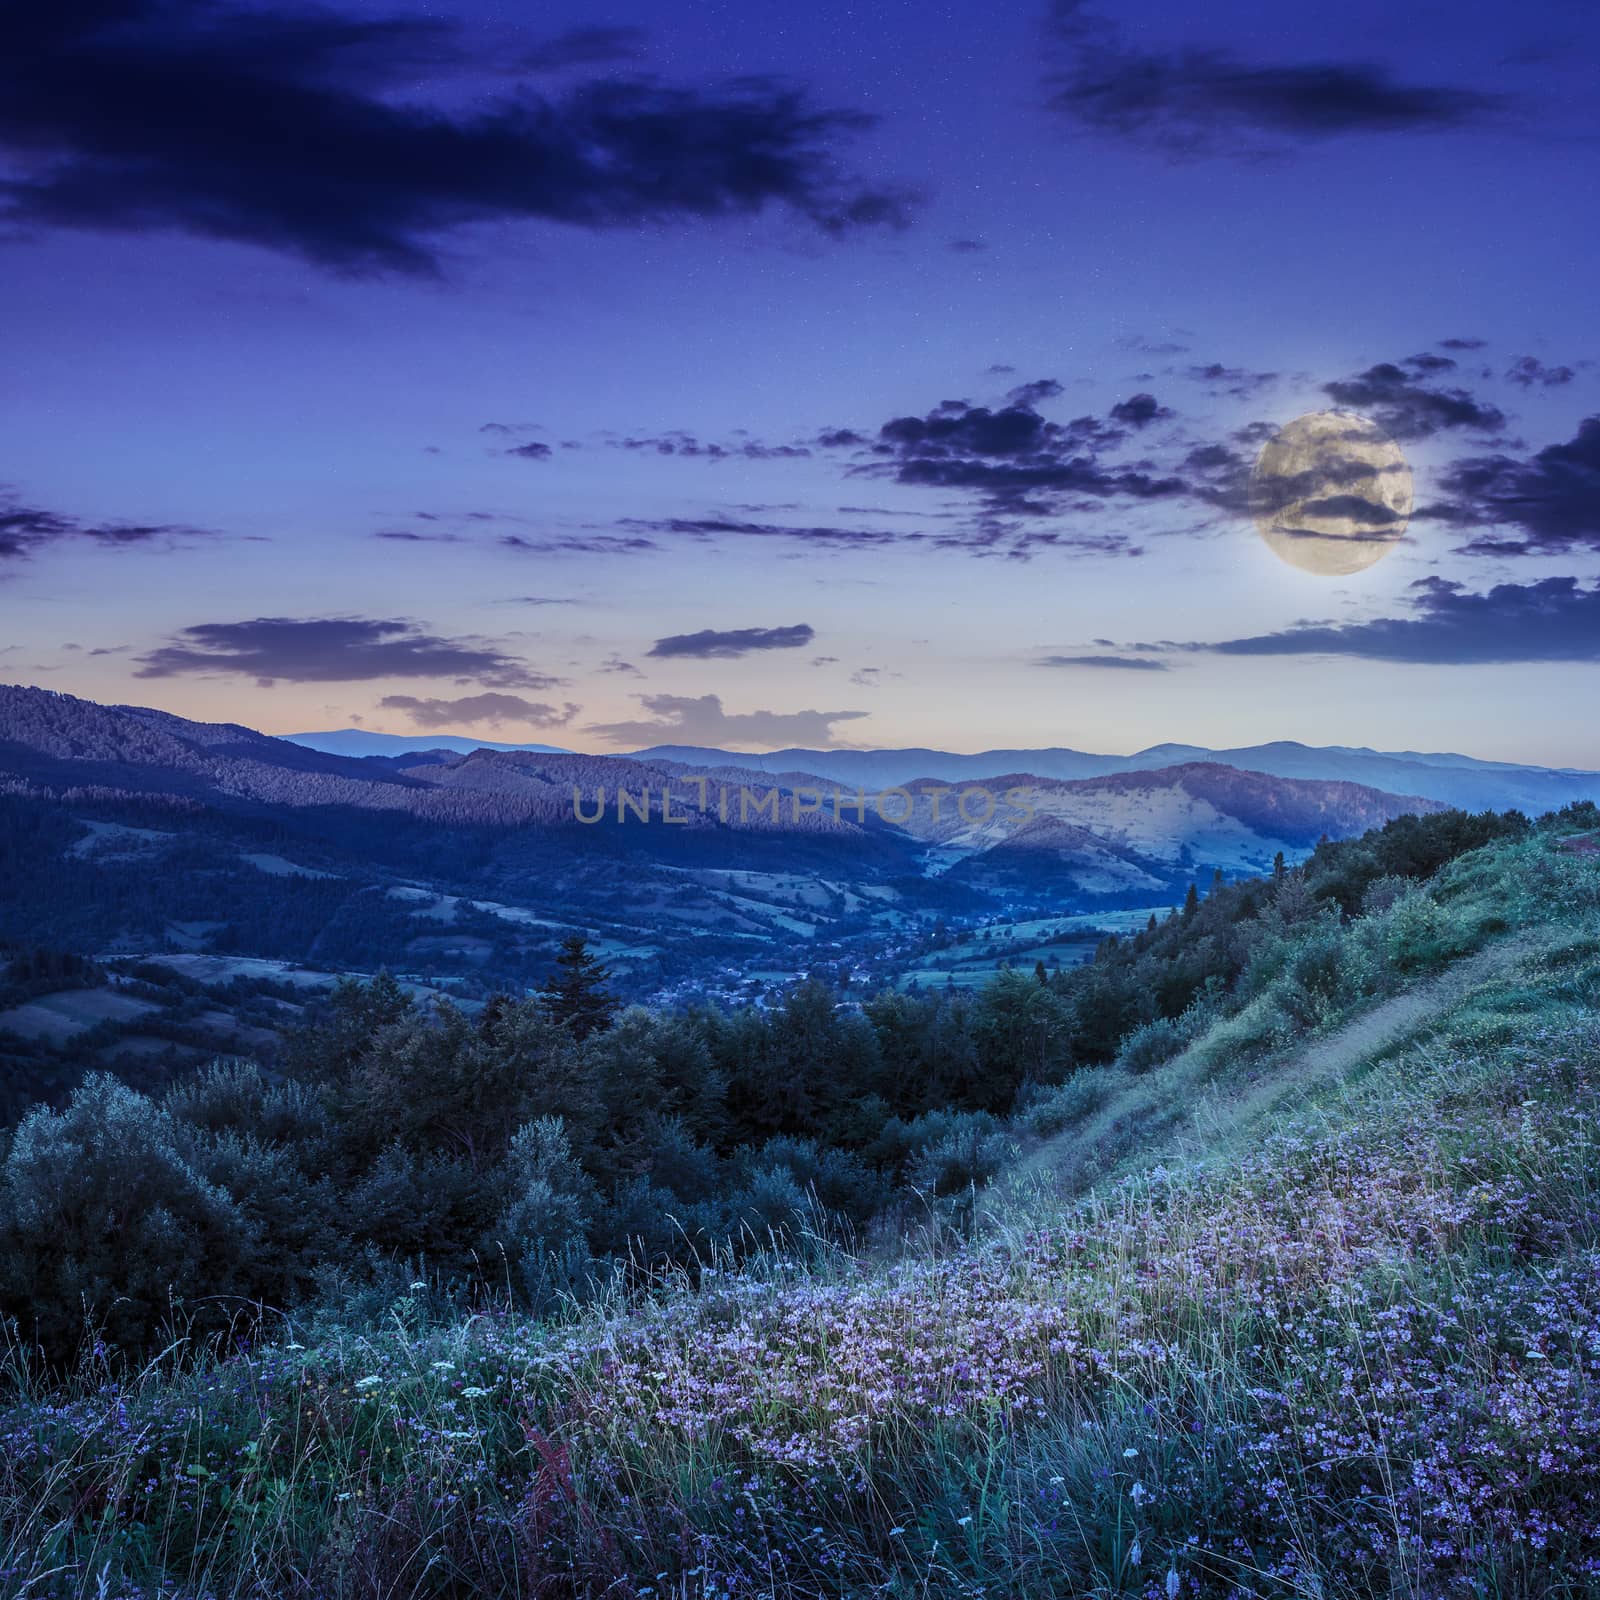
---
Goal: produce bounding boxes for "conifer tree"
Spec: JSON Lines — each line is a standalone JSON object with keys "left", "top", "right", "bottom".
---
{"left": 539, "top": 936, "right": 619, "bottom": 1040}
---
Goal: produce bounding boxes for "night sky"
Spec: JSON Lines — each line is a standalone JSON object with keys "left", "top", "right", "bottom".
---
{"left": 3, "top": 0, "right": 1597, "bottom": 765}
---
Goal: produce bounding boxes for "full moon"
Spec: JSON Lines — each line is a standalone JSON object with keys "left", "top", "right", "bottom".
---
{"left": 1249, "top": 411, "right": 1413, "bottom": 576}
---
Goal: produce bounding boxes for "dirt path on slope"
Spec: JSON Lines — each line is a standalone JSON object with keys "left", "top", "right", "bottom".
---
{"left": 989, "top": 927, "right": 1553, "bottom": 1220}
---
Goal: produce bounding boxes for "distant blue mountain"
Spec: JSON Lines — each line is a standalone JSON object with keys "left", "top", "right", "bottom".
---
{"left": 626, "top": 740, "right": 1600, "bottom": 816}
{"left": 286, "top": 728, "right": 573, "bottom": 759}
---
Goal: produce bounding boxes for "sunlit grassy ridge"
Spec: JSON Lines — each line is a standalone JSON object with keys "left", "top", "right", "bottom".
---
{"left": 3, "top": 831, "right": 1600, "bottom": 1597}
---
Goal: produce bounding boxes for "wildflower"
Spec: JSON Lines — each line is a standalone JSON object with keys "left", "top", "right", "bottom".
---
{"left": 354, "top": 1376, "right": 382, "bottom": 1390}
{"left": 462, "top": 1386, "right": 490, "bottom": 1398}
{"left": 409, "top": 1280, "right": 428, "bottom": 1291}
{"left": 957, "top": 1515, "right": 972, "bottom": 1527}
{"left": 1167, "top": 1569, "right": 1181, "bottom": 1599}
{"left": 431, "top": 1361, "right": 456, "bottom": 1372}
{"left": 888, "top": 1527, "right": 906, "bottom": 1537}
{"left": 1123, "top": 1447, "right": 1139, "bottom": 1458}
{"left": 1129, "top": 1537, "right": 1143, "bottom": 1566}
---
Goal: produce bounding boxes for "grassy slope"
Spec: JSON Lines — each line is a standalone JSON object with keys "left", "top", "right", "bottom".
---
{"left": 3, "top": 832, "right": 1600, "bottom": 1598}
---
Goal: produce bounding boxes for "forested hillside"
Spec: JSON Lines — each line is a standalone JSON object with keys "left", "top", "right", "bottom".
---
{"left": 1, "top": 797, "right": 1595, "bottom": 1596}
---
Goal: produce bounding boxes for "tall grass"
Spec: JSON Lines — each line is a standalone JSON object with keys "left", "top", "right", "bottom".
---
{"left": 3, "top": 833, "right": 1599, "bottom": 1597}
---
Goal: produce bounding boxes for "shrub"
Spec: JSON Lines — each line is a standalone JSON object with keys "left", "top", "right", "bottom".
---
{"left": 1018, "top": 1067, "right": 1122, "bottom": 1136}
{"left": 735, "top": 1135, "right": 887, "bottom": 1226}
{"left": 1115, "top": 1015, "right": 1185, "bottom": 1074}
{"left": 343, "top": 1143, "right": 494, "bottom": 1272}
{"left": 906, "top": 1120, "right": 1015, "bottom": 1201}
{"left": 486, "top": 1118, "right": 599, "bottom": 1303}
{"left": 0, "top": 1075, "right": 254, "bottom": 1361}
{"left": 164, "top": 1056, "right": 331, "bottom": 1160}
{"left": 1384, "top": 893, "right": 1486, "bottom": 975}
{"left": 1360, "top": 873, "right": 1415, "bottom": 917}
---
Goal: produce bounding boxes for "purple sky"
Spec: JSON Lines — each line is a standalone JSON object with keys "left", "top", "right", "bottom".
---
{"left": 2, "top": 0, "right": 1598, "bottom": 764}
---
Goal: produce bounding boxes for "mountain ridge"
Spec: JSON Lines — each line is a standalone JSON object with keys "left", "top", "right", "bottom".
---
{"left": 621, "top": 739, "right": 1600, "bottom": 813}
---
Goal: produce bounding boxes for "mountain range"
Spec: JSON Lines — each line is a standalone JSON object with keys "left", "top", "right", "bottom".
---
{"left": 0, "top": 682, "right": 1573, "bottom": 1009}
{"left": 289, "top": 728, "right": 573, "bottom": 758}
{"left": 622, "top": 741, "right": 1600, "bottom": 815}
{"left": 282, "top": 729, "right": 1600, "bottom": 816}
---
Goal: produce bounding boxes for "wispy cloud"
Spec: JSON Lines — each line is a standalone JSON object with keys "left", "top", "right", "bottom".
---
{"left": 1047, "top": 0, "right": 1504, "bottom": 158}
{"left": 1322, "top": 357, "right": 1506, "bottom": 442}
{"left": 649, "top": 623, "right": 815, "bottom": 659}
{"left": 1036, "top": 654, "right": 1170, "bottom": 671}
{"left": 1195, "top": 576, "right": 1600, "bottom": 664}
{"left": 380, "top": 692, "right": 579, "bottom": 728}
{"left": 586, "top": 692, "right": 868, "bottom": 749}
{"left": 135, "top": 616, "right": 554, "bottom": 687}
{"left": 1, "top": 488, "right": 212, "bottom": 566}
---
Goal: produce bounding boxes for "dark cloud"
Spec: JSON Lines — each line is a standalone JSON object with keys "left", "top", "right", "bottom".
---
{"left": 0, "top": 490, "right": 210, "bottom": 565}
{"left": 479, "top": 424, "right": 559, "bottom": 461}
{"left": 1322, "top": 361, "right": 1507, "bottom": 441}
{"left": 1006, "top": 378, "right": 1064, "bottom": 408}
{"left": 135, "top": 616, "right": 555, "bottom": 687}
{"left": 1184, "top": 363, "right": 1279, "bottom": 398}
{"left": 1440, "top": 337, "right": 1487, "bottom": 351}
{"left": 1118, "top": 333, "right": 1191, "bottom": 356}
{"left": 0, "top": 0, "right": 910, "bottom": 277}
{"left": 501, "top": 534, "right": 659, "bottom": 555}
{"left": 1427, "top": 416, "right": 1600, "bottom": 556}
{"left": 1109, "top": 392, "right": 1173, "bottom": 428}
{"left": 380, "top": 692, "right": 580, "bottom": 729}
{"left": 518, "top": 26, "right": 646, "bottom": 73}
{"left": 1506, "top": 356, "right": 1577, "bottom": 389}
{"left": 1036, "top": 654, "right": 1169, "bottom": 671}
{"left": 618, "top": 516, "right": 905, "bottom": 549}
{"left": 853, "top": 387, "right": 1187, "bottom": 538}
{"left": 586, "top": 693, "right": 869, "bottom": 749}
{"left": 1048, "top": 0, "right": 1503, "bottom": 157}
{"left": 1402, "top": 355, "right": 1455, "bottom": 379}
{"left": 1200, "top": 576, "right": 1600, "bottom": 664}
{"left": 610, "top": 431, "right": 812, "bottom": 460}
{"left": 649, "top": 623, "right": 816, "bottom": 659}
{"left": 375, "top": 529, "right": 465, "bottom": 544}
